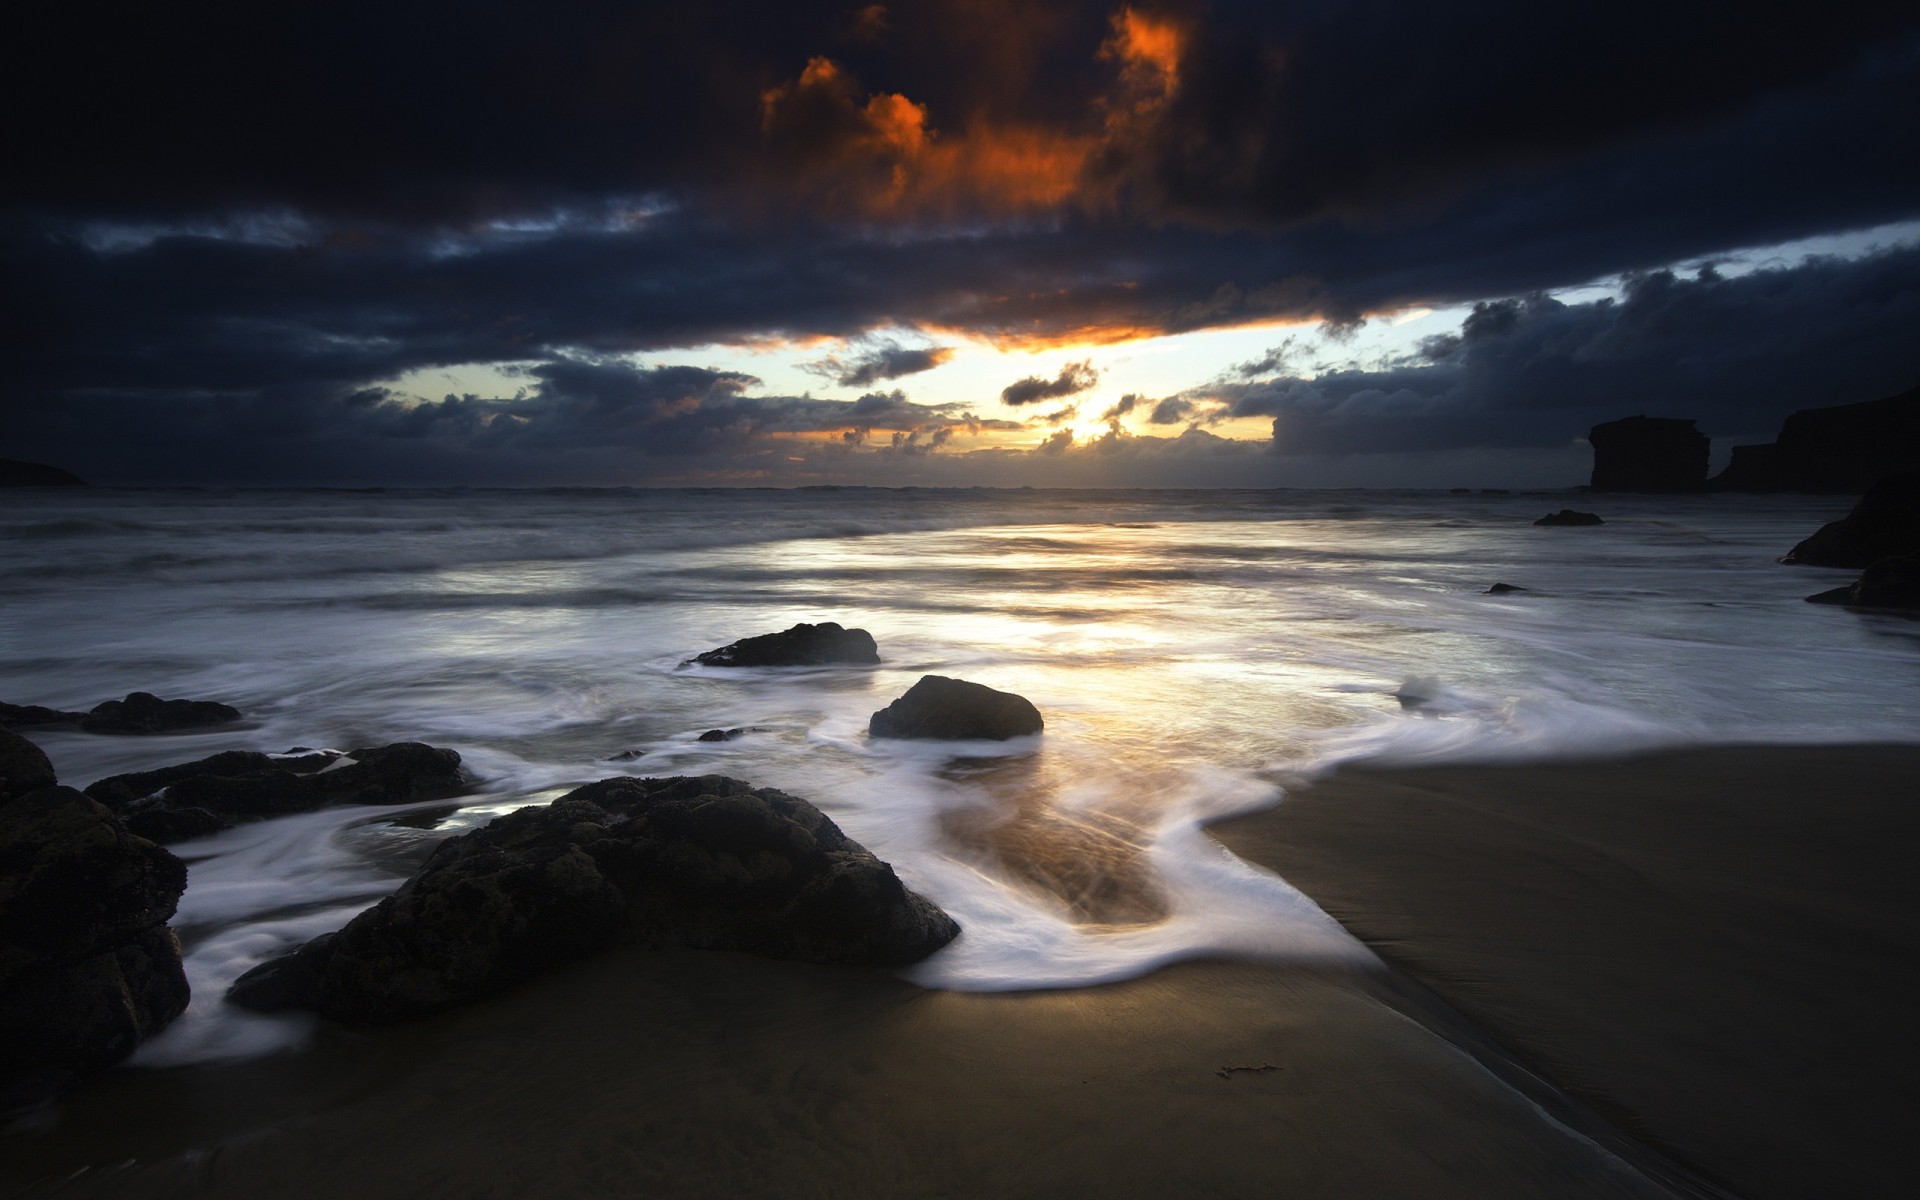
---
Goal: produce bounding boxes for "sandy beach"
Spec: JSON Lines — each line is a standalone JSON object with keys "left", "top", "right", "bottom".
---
{"left": 1214, "top": 743, "right": 1920, "bottom": 1200}
{"left": 5, "top": 743, "right": 1915, "bottom": 1199}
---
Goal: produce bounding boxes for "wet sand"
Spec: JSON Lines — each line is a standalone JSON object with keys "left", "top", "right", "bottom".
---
{"left": 6, "top": 957, "right": 1672, "bottom": 1198}
{"left": 1212, "top": 743, "right": 1920, "bottom": 1200}
{"left": 8, "top": 744, "right": 1913, "bottom": 1199}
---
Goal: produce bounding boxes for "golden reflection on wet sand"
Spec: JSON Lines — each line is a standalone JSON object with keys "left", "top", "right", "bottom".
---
{"left": 934, "top": 753, "right": 1172, "bottom": 927}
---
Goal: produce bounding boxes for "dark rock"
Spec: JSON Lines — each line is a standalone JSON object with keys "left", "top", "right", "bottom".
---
{"left": 1708, "top": 441, "right": 1780, "bottom": 492}
{"left": 228, "top": 775, "right": 960, "bottom": 1023}
{"left": 85, "top": 742, "right": 470, "bottom": 843}
{"left": 606, "top": 749, "right": 647, "bottom": 762}
{"left": 78, "top": 691, "right": 242, "bottom": 735}
{"left": 1805, "top": 553, "right": 1920, "bottom": 612}
{"left": 0, "top": 701, "right": 88, "bottom": 729}
{"left": 1, "top": 728, "right": 57, "bottom": 803}
{"left": 1588, "top": 416, "right": 1709, "bottom": 493}
{"left": 869, "top": 676, "right": 1044, "bottom": 741}
{"left": 697, "top": 728, "right": 744, "bottom": 742}
{"left": 1712, "top": 384, "right": 1920, "bottom": 493}
{"left": 0, "top": 458, "right": 88, "bottom": 487}
{"left": 1534, "top": 509, "right": 1605, "bottom": 527}
{"left": 1781, "top": 472, "right": 1920, "bottom": 568}
{"left": 1485, "top": 583, "right": 1529, "bottom": 594}
{"left": 1, "top": 784, "right": 190, "bottom": 1103}
{"left": 692, "top": 622, "right": 880, "bottom": 668}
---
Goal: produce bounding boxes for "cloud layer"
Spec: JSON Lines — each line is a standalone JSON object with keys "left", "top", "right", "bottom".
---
{"left": 4, "top": 1, "right": 1918, "bottom": 485}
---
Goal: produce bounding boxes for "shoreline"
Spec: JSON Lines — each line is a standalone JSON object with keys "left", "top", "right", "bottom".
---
{"left": 4, "top": 742, "right": 1915, "bottom": 1199}
{"left": 1212, "top": 742, "right": 1920, "bottom": 1200}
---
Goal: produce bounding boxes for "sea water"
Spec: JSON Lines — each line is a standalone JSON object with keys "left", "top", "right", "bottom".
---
{"left": 4, "top": 487, "right": 1916, "bottom": 1063}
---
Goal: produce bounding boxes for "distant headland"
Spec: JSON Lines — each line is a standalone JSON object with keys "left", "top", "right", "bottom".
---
{"left": 0, "top": 458, "right": 88, "bottom": 487}
{"left": 1587, "top": 383, "right": 1920, "bottom": 494}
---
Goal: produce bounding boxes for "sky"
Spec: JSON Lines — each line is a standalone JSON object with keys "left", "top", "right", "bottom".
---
{"left": 6, "top": 1, "right": 1919, "bottom": 488}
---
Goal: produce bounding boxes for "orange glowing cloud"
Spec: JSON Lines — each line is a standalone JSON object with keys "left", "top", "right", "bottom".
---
{"left": 756, "top": 6, "right": 1189, "bottom": 224}
{"left": 1104, "top": 7, "right": 1184, "bottom": 94}
{"left": 760, "top": 55, "right": 1093, "bottom": 219}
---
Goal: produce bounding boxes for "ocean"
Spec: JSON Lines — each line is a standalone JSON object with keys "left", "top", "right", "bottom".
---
{"left": 5, "top": 486, "right": 1916, "bottom": 1066}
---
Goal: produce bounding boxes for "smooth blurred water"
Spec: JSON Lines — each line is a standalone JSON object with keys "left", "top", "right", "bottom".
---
{"left": 4, "top": 486, "right": 1915, "bottom": 1062}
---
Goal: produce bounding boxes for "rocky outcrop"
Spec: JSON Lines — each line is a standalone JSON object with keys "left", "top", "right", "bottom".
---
{"left": 1781, "top": 473, "right": 1920, "bottom": 568}
{"left": 0, "top": 458, "right": 88, "bottom": 487}
{"left": 869, "top": 676, "right": 1044, "bottom": 741}
{"left": 1806, "top": 553, "right": 1920, "bottom": 612}
{"left": 3, "top": 693, "right": 242, "bottom": 734}
{"left": 85, "top": 742, "right": 471, "bottom": 843}
{"left": 1, "top": 730, "right": 190, "bottom": 1106}
{"left": 1534, "top": 509, "right": 1604, "bottom": 527}
{"left": 0, "top": 702, "right": 89, "bottom": 730}
{"left": 227, "top": 775, "right": 959, "bottom": 1023}
{"left": 691, "top": 622, "right": 880, "bottom": 668}
{"left": 1485, "top": 583, "right": 1529, "bottom": 594}
{"left": 1587, "top": 416, "right": 1709, "bottom": 493}
{"left": 1712, "top": 384, "right": 1920, "bottom": 493}
{"left": 77, "top": 691, "right": 242, "bottom": 734}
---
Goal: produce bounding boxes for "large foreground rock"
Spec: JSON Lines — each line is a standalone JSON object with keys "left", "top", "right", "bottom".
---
{"left": 1587, "top": 416, "right": 1708, "bottom": 493}
{"left": 0, "top": 728, "right": 57, "bottom": 802}
{"left": 692, "top": 621, "right": 881, "bottom": 667}
{"left": 1781, "top": 472, "right": 1920, "bottom": 568}
{"left": 869, "top": 675, "right": 1044, "bottom": 741}
{"left": 1, "top": 731, "right": 190, "bottom": 1105}
{"left": 228, "top": 775, "right": 959, "bottom": 1022}
{"left": 86, "top": 742, "right": 470, "bottom": 843}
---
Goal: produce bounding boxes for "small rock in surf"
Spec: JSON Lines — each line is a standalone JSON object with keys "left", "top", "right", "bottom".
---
{"left": 869, "top": 676, "right": 1043, "bottom": 741}
{"left": 691, "top": 622, "right": 880, "bottom": 667}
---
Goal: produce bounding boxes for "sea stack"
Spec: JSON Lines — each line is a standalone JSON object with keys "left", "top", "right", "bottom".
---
{"left": 1587, "top": 416, "right": 1709, "bottom": 493}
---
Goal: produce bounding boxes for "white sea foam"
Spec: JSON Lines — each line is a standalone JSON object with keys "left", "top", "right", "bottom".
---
{"left": 5, "top": 486, "right": 1915, "bottom": 1065}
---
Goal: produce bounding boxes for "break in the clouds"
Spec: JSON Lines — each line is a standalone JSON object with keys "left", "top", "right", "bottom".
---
{"left": 4, "top": 1, "right": 1918, "bottom": 485}
{"left": 1187, "top": 249, "right": 1920, "bottom": 457}
{"left": 1001, "top": 361, "right": 1100, "bottom": 406}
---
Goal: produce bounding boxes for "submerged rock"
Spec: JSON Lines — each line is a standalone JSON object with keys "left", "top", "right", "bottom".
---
{"left": 869, "top": 676, "right": 1044, "bottom": 741}
{"left": 228, "top": 775, "right": 959, "bottom": 1022}
{"left": 692, "top": 621, "right": 880, "bottom": 667}
{"left": 78, "top": 691, "right": 242, "bottom": 734}
{"left": 1806, "top": 552, "right": 1920, "bottom": 612}
{"left": 1, "top": 737, "right": 190, "bottom": 1105}
{"left": 1781, "top": 472, "right": 1920, "bottom": 568}
{"left": 85, "top": 742, "right": 471, "bottom": 843}
{"left": 1534, "top": 509, "right": 1604, "bottom": 527}
{"left": 1485, "top": 583, "right": 1529, "bottom": 594}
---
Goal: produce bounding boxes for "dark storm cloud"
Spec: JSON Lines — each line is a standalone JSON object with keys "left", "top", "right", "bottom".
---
{"left": 1001, "top": 361, "right": 1099, "bottom": 406}
{"left": 1147, "top": 396, "right": 1197, "bottom": 425}
{"left": 1199, "top": 247, "right": 1920, "bottom": 456}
